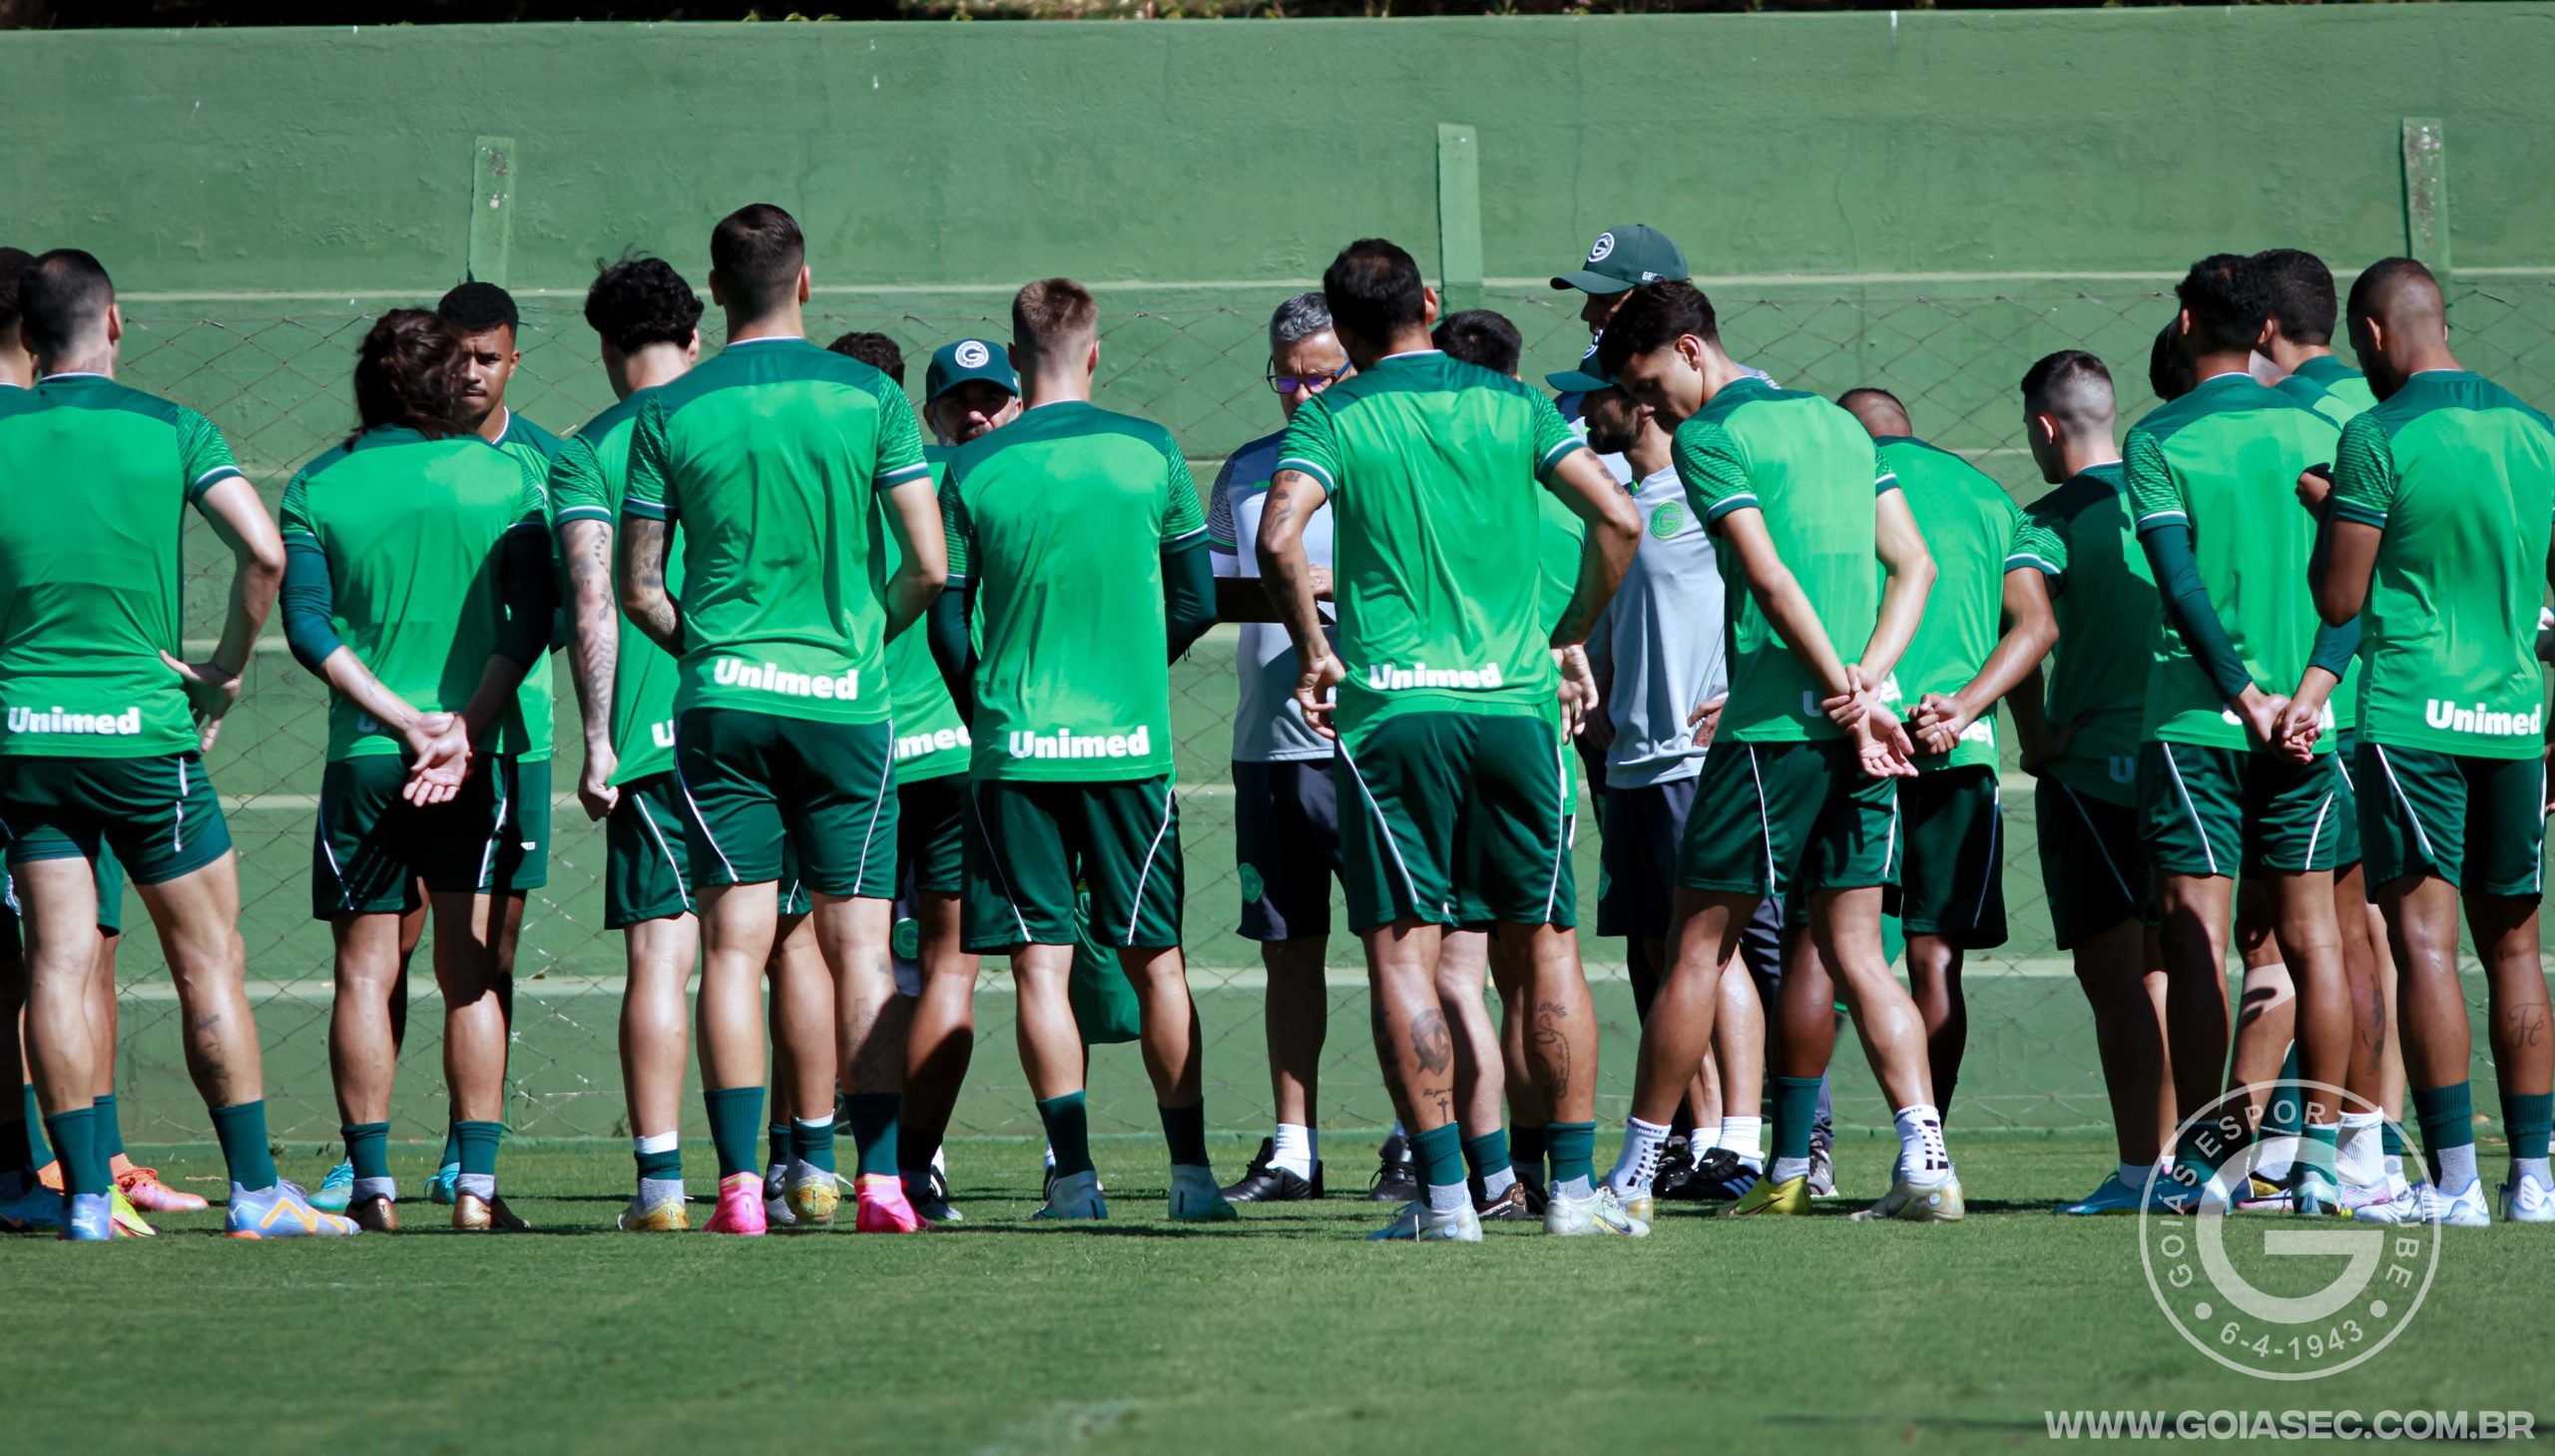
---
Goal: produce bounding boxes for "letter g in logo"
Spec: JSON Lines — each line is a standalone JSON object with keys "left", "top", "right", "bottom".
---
{"left": 955, "top": 339, "right": 991, "bottom": 369}
{"left": 1588, "top": 232, "right": 1617, "bottom": 263}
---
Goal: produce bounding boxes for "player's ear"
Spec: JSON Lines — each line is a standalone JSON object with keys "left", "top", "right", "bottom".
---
{"left": 1420, "top": 285, "right": 1440, "bottom": 330}
{"left": 104, "top": 301, "right": 124, "bottom": 348}
{"left": 2363, "top": 315, "right": 2387, "bottom": 357}
{"left": 2032, "top": 412, "right": 2057, "bottom": 447}
{"left": 684, "top": 328, "right": 702, "bottom": 363}
{"left": 796, "top": 265, "right": 811, "bottom": 306}
{"left": 1084, "top": 337, "right": 1101, "bottom": 379}
{"left": 2174, "top": 307, "right": 2195, "bottom": 354}
{"left": 709, "top": 272, "right": 729, "bottom": 308}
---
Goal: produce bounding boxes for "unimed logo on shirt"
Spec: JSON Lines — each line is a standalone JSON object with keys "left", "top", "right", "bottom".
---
{"left": 713, "top": 658, "right": 860, "bottom": 703}
{"left": 2426, "top": 698, "right": 2543, "bottom": 737}
{"left": 1363, "top": 661, "right": 1505, "bottom": 692}
{"left": 898, "top": 726, "right": 973, "bottom": 761}
{"left": 1008, "top": 726, "right": 1150, "bottom": 760}
{"left": 6, "top": 705, "right": 144, "bottom": 736}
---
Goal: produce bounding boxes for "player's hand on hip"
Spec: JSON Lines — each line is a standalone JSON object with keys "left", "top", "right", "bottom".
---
{"left": 1295, "top": 654, "right": 1344, "bottom": 739}
{"left": 1687, "top": 694, "right": 1726, "bottom": 748}
{"left": 161, "top": 651, "right": 243, "bottom": 739}
{"left": 1554, "top": 644, "right": 1598, "bottom": 739}
{"left": 578, "top": 742, "right": 620, "bottom": 820}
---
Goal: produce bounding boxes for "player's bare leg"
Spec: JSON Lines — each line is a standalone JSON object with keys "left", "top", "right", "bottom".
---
{"left": 2157, "top": 871, "right": 2238, "bottom": 1192}
{"left": 1358, "top": 918, "right": 1475, "bottom": 1234}
{"left": 2332, "top": 863, "right": 2391, "bottom": 1206}
{"left": 899, "top": 891, "right": 978, "bottom": 1216}
{"left": 1789, "top": 887, "right": 1958, "bottom": 1220}
{"left": 616, "top": 914, "right": 696, "bottom": 1230}
{"left": 813, "top": 892, "right": 913, "bottom": 1228}
{"left": 1605, "top": 887, "right": 1753, "bottom": 1207}
{"left": 21, "top": 859, "right": 106, "bottom": 1210}
{"left": 1903, "top": 931, "right": 1967, "bottom": 1120}
{"left": 765, "top": 910, "right": 839, "bottom": 1222}
{"left": 1434, "top": 929, "right": 1517, "bottom": 1215}
{"left": 2265, "top": 870, "right": 2347, "bottom": 1210}
{"left": 696, "top": 882, "right": 780, "bottom": 1233}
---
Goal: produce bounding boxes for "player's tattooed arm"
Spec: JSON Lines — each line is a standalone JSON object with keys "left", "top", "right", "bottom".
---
{"left": 1259, "top": 468, "right": 1344, "bottom": 735}
{"left": 619, "top": 514, "right": 685, "bottom": 659}
{"left": 559, "top": 518, "right": 621, "bottom": 818}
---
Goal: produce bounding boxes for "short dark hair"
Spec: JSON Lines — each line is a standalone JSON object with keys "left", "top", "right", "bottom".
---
{"left": 351, "top": 308, "right": 469, "bottom": 442}
{"left": 2175, "top": 253, "right": 2271, "bottom": 356}
{"left": 584, "top": 255, "right": 703, "bottom": 356}
{"left": 710, "top": 203, "right": 805, "bottom": 317}
{"left": 0, "top": 246, "right": 32, "bottom": 340}
{"left": 1321, "top": 239, "right": 1427, "bottom": 348}
{"left": 2252, "top": 248, "right": 2337, "bottom": 346}
{"left": 1836, "top": 387, "right": 1911, "bottom": 431}
{"left": 2345, "top": 256, "right": 2442, "bottom": 327}
{"left": 18, "top": 248, "right": 115, "bottom": 362}
{"left": 826, "top": 329, "right": 905, "bottom": 386}
{"left": 1431, "top": 309, "right": 1523, "bottom": 377}
{"left": 1011, "top": 277, "right": 1098, "bottom": 372}
{"left": 2148, "top": 320, "right": 2193, "bottom": 403}
{"left": 436, "top": 279, "right": 520, "bottom": 336}
{"left": 2020, "top": 348, "right": 2115, "bottom": 432}
{"left": 1594, "top": 280, "right": 1719, "bottom": 379}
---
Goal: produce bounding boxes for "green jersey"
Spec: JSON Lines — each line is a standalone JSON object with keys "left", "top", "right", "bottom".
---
{"left": 941, "top": 401, "right": 1205, "bottom": 782}
{"left": 1672, "top": 377, "right": 1896, "bottom": 743}
{"left": 1536, "top": 487, "right": 1587, "bottom": 636}
{"left": 2009, "top": 463, "right": 2157, "bottom": 805}
{"left": 490, "top": 410, "right": 564, "bottom": 761}
{"left": 2125, "top": 373, "right": 2340, "bottom": 749}
{"left": 2328, "top": 370, "right": 2555, "bottom": 759}
{"left": 278, "top": 427, "right": 547, "bottom": 760}
{"left": 881, "top": 448, "right": 972, "bottom": 782}
{"left": 1881, "top": 435, "right": 2022, "bottom": 772}
{"left": 1274, "top": 350, "right": 1585, "bottom": 730}
{"left": 550, "top": 392, "right": 681, "bottom": 785}
{"left": 2276, "top": 355, "right": 2381, "bottom": 430}
{"left": 623, "top": 336, "right": 930, "bottom": 727}
{"left": 0, "top": 375, "right": 245, "bottom": 759}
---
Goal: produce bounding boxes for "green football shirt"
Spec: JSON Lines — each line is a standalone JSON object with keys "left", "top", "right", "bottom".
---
{"left": 622, "top": 336, "right": 929, "bottom": 727}
{"left": 880, "top": 448, "right": 971, "bottom": 783}
{"left": 2328, "top": 370, "right": 2555, "bottom": 759}
{"left": 2009, "top": 463, "right": 2158, "bottom": 806}
{"left": 0, "top": 375, "right": 245, "bottom": 759}
{"left": 1536, "top": 487, "right": 1587, "bottom": 636}
{"left": 1274, "top": 350, "right": 1586, "bottom": 730}
{"left": 2125, "top": 372, "right": 2341, "bottom": 749}
{"left": 278, "top": 428, "right": 548, "bottom": 761}
{"left": 550, "top": 392, "right": 682, "bottom": 786}
{"left": 1881, "top": 435, "right": 2023, "bottom": 772}
{"left": 941, "top": 401, "right": 1205, "bottom": 782}
{"left": 2274, "top": 354, "right": 2375, "bottom": 729}
{"left": 1672, "top": 377, "right": 1897, "bottom": 743}
{"left": 491, "top": 410, "right": 564, "bottom": 763}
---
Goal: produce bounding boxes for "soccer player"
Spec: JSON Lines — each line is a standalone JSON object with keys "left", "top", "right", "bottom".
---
{"left": 2128, "top": 255, "right": 2358, "bottom": 1214}
{"left": 1210, "top": 293, "right": 1355, "bottom": 1206}
{"left": 0, "top": 248, "right": 350, "bottom": 1238}
{"left": 282, "top": 308, "right": 556, "bottom": 1232}
{"left": 1595, "top": 280, "right": 1958, "bottom": 1223}
{"left": 929, "top": 276, "right": 1234, "bottom": 1224}
{"left": 552, "top": 255, "right": 716, "bottom": 1230}
{"left": 2001, "top": 350, "right": 2179, "bottom": 1213}
{"left": 2306, "top": 257, "right": 2555, "bottom": 1225}
{"left": 1260, "top": 239, "right": 1642, "bottom": 1240}
{"left": 621, "top": 204, "right": 944, "bottom": 1236}
{"left": 1839, "top": 386, "right": 2035, "bottom": 1120}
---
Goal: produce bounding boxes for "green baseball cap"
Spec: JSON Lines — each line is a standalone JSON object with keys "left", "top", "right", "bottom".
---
{"left": 1550, "top": 224, "right": 1688, "bottom": 295}
{"left": 1544, "top": 339, "right": 1614, "bottom": 394}
{"left": 925, "top": 337, "right": 1019, "bottom": 404}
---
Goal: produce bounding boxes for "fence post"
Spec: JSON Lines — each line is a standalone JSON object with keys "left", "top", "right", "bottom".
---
{"left": 2400, "top": 118, "right": 2449, "bottom": 280}
{"left": 470, "top": 136, "right": 518, "bottom": 287}
{"left": 1436, "top": 123, "right": 1482, "bottom": 316}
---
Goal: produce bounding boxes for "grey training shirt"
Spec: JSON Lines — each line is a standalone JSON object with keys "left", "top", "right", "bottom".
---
{"left": 1208, "top": 428, "right": 1336, "bottom": 763}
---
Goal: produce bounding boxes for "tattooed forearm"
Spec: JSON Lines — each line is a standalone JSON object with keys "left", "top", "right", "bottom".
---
{"left": 1257, "top": 470, "right": 1332, "bottom": 665}
{"left": 560, "top": 519, "right": 620, "bottom": 734}
{"left": 617, "top": 516, "right": 684, "bottom": 658}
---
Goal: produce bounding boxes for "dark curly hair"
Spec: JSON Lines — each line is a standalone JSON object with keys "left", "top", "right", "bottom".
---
{"left": 351, "top": 308, "right": 469, "bottom": 444}
{"left": 825, "top": 329, "right": 905, "bottom": 386}
{"left": 2175, "top": 253, "right": 2272, "bottom": 358}
{"left": 585, "top": 254, "right": 705, "bottom": 356}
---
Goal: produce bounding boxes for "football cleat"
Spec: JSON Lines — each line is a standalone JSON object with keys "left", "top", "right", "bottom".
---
{"left": 854, "top": 1173, "right": 927, "bottom": 1232}
{"left": 115, "top": 1161, "right": 209, "bottom": 1213}
{"left": 1544, "top": 1184, "right": 1649, "bottom": 1237}
{"left": 226, "top": 1181, "right": 360, "bottom": 1238}
{"left": 2498, "top": 1174, "right": 2555, "bottom": 1223}
{"left": 2334, "top": 1183, "right": 2394, "bottom": 1218}
{"left": 1169, "top": 1165, "right": 1239, "bottom": 1222}
{"left": 1474, "top": 1181, "right": 1536, "bottom": 1221}
{"left": 2289, "top": 1165, "right": 2342, "bottom": 1217}
{"left": 307, "top": 1160, "right": 355, "bottom": 1213}
{"left": 1806, "top": 1127, "right": 1838, "bottom": 1199}
{"left": 783, "top": 1161, "right": 839, "bottom": 1226}
{"left": 61, "top": 1192, "right": 118, "bottom": 1241}
{"left": 2351, "top": 1180, "right": 2425, "bottom": 1224}
{"left": 616, "top": 1187, "right": 689, "bottom": 1232}
{"left": 0, "top": 1178, "right": 65, "bottom": 1233}
{"left": 1034, "top": 1169, "right": 1108, "bottom": 1221}
{"left": 452, "top": 1191, "right": 529, "bottom": 1231}
{"left": 349, "top": 1196, "right": 399, "bottom": 1232}
{"left": 424, "top": 1162, "right": 460, "bottom": 1206}
{"left": 903, "top": 1165, "right": 963, "bottom": 1223}
{"left": 1366, "top": 1200, "right": 1482, "bottom": 1242}
{"left": 1726, "top": 1174, "right": 1809, "bottom": 1217}
{"left": 1221, "top": 1139, "right": 1323, "bottom": 1204}
{"left": 109, "top": 1186, "right": 155, "bottom": 1237}
{"left": 703, "top": 1171, "right": 766, "bottom": 1235}
{"left": 763, "top": 1162, "right": 795, "bottom": 1227}
{"left": 1851, "top": 1172, "right": 1965, "bottom": 1223}
{"left": 2425, "top": 1178, "right": 2492, "bottom": 1228}
{"left": 1367, "top": 1134, "right": 1418, "bottom": 1205}
{"left": 2055, "top": 1174, "right": 2157, "bottom": 1216}
{"left": 1664, "top": 1146, "right": 1761, "bottom": 1203}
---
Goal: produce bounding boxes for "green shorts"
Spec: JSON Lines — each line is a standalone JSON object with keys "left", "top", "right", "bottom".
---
{"left": 0, "top": 750, "right": 232, "bottom": 888}
{"left": 2137, "top": 740, "right": 2341, "bottom": 878}
{"left": 1067, "top": 886, "right": 1142, "bottom": 1045}
{"left": 503, "top": 756, "right": 551, "bottom": 894}
{"left": 0, "top": 839, "right": 125, "bottom": 942}
{"left": 674, "top": 708, "right": 896, "bottom": 899}
{"left": 1678, "top": 738, "right": 1897, "bottom": 903}
{"left": 1333, "top": 711, "right": 1575, "bottom": 933}
{"left": 1890, "top": 764, "right": 2007, "bottom": 949}
{"left": 2356, "top": 741, "right": 2547, "bottom": 897}
{"left": 962, "top": 776, "right": 1182, "bottom": 953}
{"left": 898, "top": 770, "right": 969, "bottom": 898}
{"left": 604, "top": 771, "right": 696, "bottom": 929}
{"left": 2035, "top": 780, "right": 2157, "bottom": 950}
{"left": 311, "top": 754, "right": 508, "bottom": 918}
{"left": 2328, "top": 727, "right": 2363, "bottom": 869}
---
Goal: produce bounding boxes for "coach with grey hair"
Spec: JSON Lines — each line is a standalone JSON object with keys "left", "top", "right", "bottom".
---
{"left": 1207, "top": 293, "right": 1382, "bottom": 1205}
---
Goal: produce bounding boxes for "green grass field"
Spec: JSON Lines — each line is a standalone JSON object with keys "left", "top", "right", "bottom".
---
{"left": 6, "top": 1132, "right": 2547, "bottom": 1453}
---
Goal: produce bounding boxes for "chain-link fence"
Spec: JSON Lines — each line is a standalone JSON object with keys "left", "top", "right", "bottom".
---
{"left": 97, "top": 275, "right": 2555, "bottom": 1152}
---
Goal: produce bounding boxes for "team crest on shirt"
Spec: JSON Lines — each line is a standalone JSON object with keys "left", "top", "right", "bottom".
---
{"left": 1648, "top": 501, "right": 1687, "bottom": 541}
{"left": 1588, "top": 233, "right": 1616, "bottom": 263}
{"left": 955, "top": 340, "right": 991, "bottom": 368}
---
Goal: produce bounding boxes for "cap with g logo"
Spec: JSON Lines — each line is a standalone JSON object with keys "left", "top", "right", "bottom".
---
{"left": 1550, "top": 224, "right": 1689, "bottom": 295}
{"left": 1544, "top": 339, "right": 1615, "bottom": 394}
{"left": 925, "top": 337, "right": 1021, "bottom": 405}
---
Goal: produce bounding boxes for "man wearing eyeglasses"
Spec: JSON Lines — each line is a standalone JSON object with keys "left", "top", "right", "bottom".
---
{"left": 1207, "top": 292, "right": 1365, "bottom": 1206}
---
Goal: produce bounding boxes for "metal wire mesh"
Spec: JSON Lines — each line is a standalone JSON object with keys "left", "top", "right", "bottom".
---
{"left": 97, "top": 277, "right": 2555, "bottom": 1149}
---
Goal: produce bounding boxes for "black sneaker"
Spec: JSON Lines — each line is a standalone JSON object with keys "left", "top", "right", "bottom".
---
{"left": 1663, "top": 1146, "right": 1759, "bottom": 1202}
{"left": 1222, "top": 1138, "right": 1324, "bottom": 1203}
{"left": 1807, "top": 1126, "right": 1837, "bottom": 1199}
{"left": 1473, "top": 1179, "right": 1534, "bottom": 1220}
{"left": 1368, "top": 1133, "right": 1419, "bottom": 1204}
{"left": 1651, "top": 1137, "right": 1699, "bottom": 1199}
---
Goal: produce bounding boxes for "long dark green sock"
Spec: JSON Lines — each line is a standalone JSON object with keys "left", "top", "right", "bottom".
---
{"left": 1460, "top": 1129, "right": 1510, "bottom": 1183}
{"left": 767, "top": 1117, "right": 790, "bottom": 1173}
{"left": 1037, "top": 1092, "right": 1093, "bottom": 1179}
{"left": 453, "top": 1120, "right": 502, "bottom": 1189}
{"left": 93, "top": 1090, "right": 125, "bottom": 1162}
{"left": 209, "top": 1101, "right": 278, "bottom": 1190}
{"left": 1510, "top": 1123, "right": 1549, "bottom": 1184}
{"left": 1772, "top": 1076, "right": 1822, "bottom": 1163}
{"left": 1546, "top": 1121, "right": 1597, "bottom": 1189}
{"left": 2298, "top": 1123, "right": 2340, "bottom": 1180}
{"left": 2503, "top": 1091, "right": 2553, "bottom": 1163}
{"left": 21, "top": 1086, "right": 50, "bottom": 1170}
{"left": 2411, "top": 1082, "right": 2477, "bottom": 1188}
{"left": 43, "top": 1107, "right": 106, "bottom": 1196}
{"left": 635, "top": 1134, "right": 682, "bottom": 1186}
{"left": 1410, "top": 1122, "right": 1465, "bottom": 1192}
{"left": 1159, "top": 1101, "right": 1209, "bottom": 1169}
{"left": 791, "top": 1116, "right": 838, "bottom": 1177}
{"left": 841, "top": 1093, "right": 899, "bottom": 1179}
{"left": 2381, "top": 1120, "right": 2407, "bottom": 1160}
{"left": 342, "top": 1122, "right": 391, "bottom": 1185}
{"left": 439, "top": 1121, "right": 461, "bottom": 1170}
{"left": 705, "top": 1087, "right": 765, "bottom": 1181}
{"left": 2264, "top": 1044, "right": 2303, "bottom": 1136}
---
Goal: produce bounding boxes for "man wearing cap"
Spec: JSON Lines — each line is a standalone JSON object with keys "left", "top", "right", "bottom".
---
{"left": 1552, "top": 224, "right": 1691, "bottom": 335}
